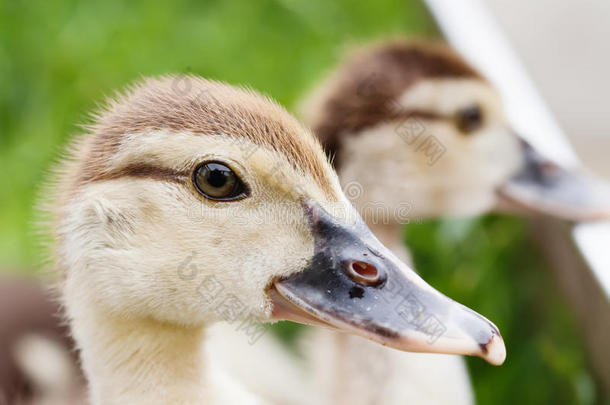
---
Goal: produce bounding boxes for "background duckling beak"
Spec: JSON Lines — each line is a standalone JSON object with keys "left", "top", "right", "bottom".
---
{"left": 497, "top": 139, "right": 610, "bottom": 221}
{"left": 271, "top": 201, "right": 506, "bottom": 366}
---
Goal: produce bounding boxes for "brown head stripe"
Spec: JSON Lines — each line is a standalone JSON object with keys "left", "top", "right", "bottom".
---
{"left": 76, "top": 76, "right": 337, "bottom": 199}
{"left": 308, "top": 40, "right": 481, "bottom": 167}
{"left": 94, "top": 164, "right": 189, "bottom": 184}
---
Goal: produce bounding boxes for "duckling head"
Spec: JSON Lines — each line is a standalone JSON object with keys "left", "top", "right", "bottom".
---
{"left": 301, "top": 40, "right": 610, "bottom": 221}
{"left": 52, "top": 76, "right": 505, "bottom": 364}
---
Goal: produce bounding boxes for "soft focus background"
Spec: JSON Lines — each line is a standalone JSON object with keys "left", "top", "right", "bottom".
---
{"left": 0, "top": 0, "right": 603, "bottom": 404}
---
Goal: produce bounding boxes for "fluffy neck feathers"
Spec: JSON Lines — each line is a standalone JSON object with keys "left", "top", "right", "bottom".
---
{"left": 69, "top": 301, "right": 209, "bottom": 405}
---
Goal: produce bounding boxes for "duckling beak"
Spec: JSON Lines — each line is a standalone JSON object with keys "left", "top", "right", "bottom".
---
{"left": 497, "top": 139, "right": 610, "bottom": 221}
{"left": 271, "top": 201, "right": 506, "bottom": 365}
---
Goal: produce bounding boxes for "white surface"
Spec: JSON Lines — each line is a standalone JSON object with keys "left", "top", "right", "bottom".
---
{"left": 484, "top": 0, "right": 610, "bottom": 180}
{"left": 423, "top": 0, "right": 609, "bottom": 298}
{"left": 573, "top": 222, "right": 610, "bottom": 299}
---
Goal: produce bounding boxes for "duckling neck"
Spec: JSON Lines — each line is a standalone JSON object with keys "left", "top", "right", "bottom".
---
{"left": 70, "top": 305, "right": 209, "bottom": 405}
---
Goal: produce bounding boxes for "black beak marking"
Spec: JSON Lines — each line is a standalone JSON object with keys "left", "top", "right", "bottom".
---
{"left": 513, "top": 139, "right": 561, "bottom": 187}
{"left": 276, "top": 200, "right": 428, "bottom": 341}
{"left": 303, "top": 200, "right": 389, "bottom": 289}
{"left": 349, "top": 286, "right": 365, "bottom": 299}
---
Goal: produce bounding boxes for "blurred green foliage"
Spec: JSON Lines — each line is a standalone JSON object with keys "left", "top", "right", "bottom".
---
{"left": 0, "top": 0, "right": 601, "bottom": 403}
{"left": 405, "top": 216, "right": 597, "bottom": 404}
{"left": 0, "top": 0, "right": 433, "bottom": 267}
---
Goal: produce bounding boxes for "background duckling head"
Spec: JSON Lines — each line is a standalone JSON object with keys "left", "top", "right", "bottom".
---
{"left": 301, "top": 39, "right": 610, "bottom": 222}
{"left": 50, "top": 75, "right": 505, "bottom": 364}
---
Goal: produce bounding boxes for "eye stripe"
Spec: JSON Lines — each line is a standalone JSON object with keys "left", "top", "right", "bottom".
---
{"left": 391, "top": 108, "right": 483, "bottom": 127}
{"left": 84, "top": 164, "right": 190, "bottom": 184}
{"left": 392, "top": 109, "right": 444, "bottom": 121}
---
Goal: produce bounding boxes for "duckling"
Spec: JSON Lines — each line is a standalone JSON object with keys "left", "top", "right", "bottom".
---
{"left": 303, "top": 39, "right": 610, "bottom": 223}
{"left": 46, "top": 75, "right": 504, "bottom": 405}
{"left": 12, "top": 331, "right": 86, "bottom": 405}
{"left": 299, "top": 39, "right": 610, "bottom": 405}
{"left": 0, "top": 278, "right": 83, "bottom": 405}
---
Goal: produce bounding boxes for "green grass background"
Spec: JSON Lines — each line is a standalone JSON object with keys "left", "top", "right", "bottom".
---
{"left": 0, "top": 0, "right": 602, "bottom": 403}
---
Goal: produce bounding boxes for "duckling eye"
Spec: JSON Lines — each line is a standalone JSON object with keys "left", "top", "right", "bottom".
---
{"left": 455, "top": 104, "right": 484, "bottom": 134}
{"left": 193, "top": 162, "right": 249, "bottom": 201}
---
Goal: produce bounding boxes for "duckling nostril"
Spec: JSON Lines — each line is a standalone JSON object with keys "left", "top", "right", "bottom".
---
{"left": 345, "top": 260, "right": 381, "bottom": 286}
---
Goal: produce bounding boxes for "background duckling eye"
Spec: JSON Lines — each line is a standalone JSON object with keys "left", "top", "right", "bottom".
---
{"left": 193, "top": 162, "right": 249, "bottom": 201}
{"left": 455, "top": 104, "right": 484, "bottom": 134}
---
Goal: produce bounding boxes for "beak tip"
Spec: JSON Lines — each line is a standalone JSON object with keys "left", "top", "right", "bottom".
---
{"left": 482, "top": 333, "right": 506, "bottom": 366}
